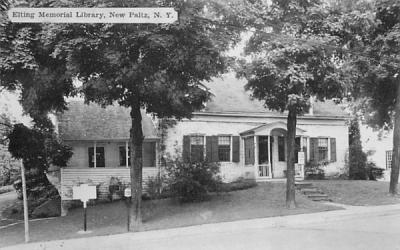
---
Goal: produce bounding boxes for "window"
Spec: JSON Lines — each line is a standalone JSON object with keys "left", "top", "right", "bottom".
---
{"left": 278, "top": 136, "right": 285, "bottom": 162}
{"left": 318, "top": 138, "right": 329, "bottom": 161}
{"left": 386, "top": 150, "right": 393, "bottom": 169}
{"left": 218, "top": 136, "right": 231, "bottom": 162}
{"left": 190, "top": 136, "right": 204, "bottom": 162}
{"left": 119, "top": 142, "right": 156, "bottom": 167}
{"left": 119, "top": 146, "right": 130, "bottom": 166}
{"left": 88, "top": 147, "right": 105, "bottom": 168}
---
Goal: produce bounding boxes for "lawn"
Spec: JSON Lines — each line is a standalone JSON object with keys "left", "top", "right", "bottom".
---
{"left": 0, "top": 182, "right": 339, "bottom": 247}
{"left": 310, "top": 180, "right": 400, "bottom": 206}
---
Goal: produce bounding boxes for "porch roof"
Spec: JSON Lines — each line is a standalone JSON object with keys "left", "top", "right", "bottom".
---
{"left": 239, "top": 121, "right": 306, "bottom": 137}
{"left": 57, "top": 101, "right": 159, "bottom": 141}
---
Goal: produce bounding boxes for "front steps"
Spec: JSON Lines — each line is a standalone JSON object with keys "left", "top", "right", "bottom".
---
{"left": 295, "top": 181, "right": 331, "bottom": 202}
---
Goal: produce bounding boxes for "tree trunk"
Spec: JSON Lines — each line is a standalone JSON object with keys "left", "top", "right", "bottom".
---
{"left": 129, "top": 104, "right": 144, "bottom": 231}
{"left": 286, "top": 107, "right": 297, "bottom": 208}
{"left": 389, "top": 84, "right": 400, "bottom": 195}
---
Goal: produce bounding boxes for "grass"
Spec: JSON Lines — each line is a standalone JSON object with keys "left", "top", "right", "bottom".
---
{"left": 0, "top": 182, "right": 339, "bottom": 247}
{"left": 0, "top": 185, "right": 14, "bottom": 195}
{"left": 310, "top": 180, "right": 400, "bottom": 206}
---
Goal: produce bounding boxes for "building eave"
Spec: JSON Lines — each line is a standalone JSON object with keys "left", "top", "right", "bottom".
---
{"left": 192, "top": 111, "right": 351, "bottom": 121}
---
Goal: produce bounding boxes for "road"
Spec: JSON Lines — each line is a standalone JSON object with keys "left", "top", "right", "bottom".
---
{"left": 2, "top": 205, "right": 400, "bottom": 250}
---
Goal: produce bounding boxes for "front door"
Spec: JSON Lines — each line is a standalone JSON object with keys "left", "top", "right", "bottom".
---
{"left": 258, "top": 136, "right": 272, "bottom": 178}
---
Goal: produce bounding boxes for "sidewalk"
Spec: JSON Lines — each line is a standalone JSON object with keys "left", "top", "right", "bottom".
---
{"left": 3, "top": 203, "right": 400, "bottom": 250}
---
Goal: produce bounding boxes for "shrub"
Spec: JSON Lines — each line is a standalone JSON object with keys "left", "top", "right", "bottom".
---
{"left": 109, "top": 177, "right": 125, "bottom": 201}
{"left": 165, "top": 159, "right": 222, "bottom": 202}
{"left": 305, "top": 161, "right": 326, "bottom": 180}
{"left": 145, "top": 175, "right": 168, "bottom": 200}
{"left": 366, "top": 162, "right": 384, "bottom": 180}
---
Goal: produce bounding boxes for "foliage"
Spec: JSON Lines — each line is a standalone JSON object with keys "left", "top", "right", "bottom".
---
{"left": 145, "top": 175, "right": 168, "bottom": 200}
{"left": 305, "top": 161, "right": 326, "bottom": 180}
{"left": 366, "top": 162, "right": 384, "bottom": 180}
{"left": 0, "top": 0, "right": 243, "bottom": 229}
{"left": 165, "top": 158, "right": 222, "bottom": 202}
{"left": 348, "top": 117, "right": 368, "bottom": 179}
{"left": 108, "top": 177, "right": 124, "bottom": 201}
{"left": 235, "top": 0, "right": 346, "bottom": 207}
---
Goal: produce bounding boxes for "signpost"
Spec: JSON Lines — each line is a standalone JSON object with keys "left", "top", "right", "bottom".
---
{"left": 73, "top": 184, "right": 97, "bottom": 232}
{"left": 124, "top": 187, "right": 132, "bottom": 231}
{"left": 20, "top": 160, "right": 29, "bottom": 243}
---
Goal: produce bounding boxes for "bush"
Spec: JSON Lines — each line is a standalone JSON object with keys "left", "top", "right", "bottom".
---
{"left": 165, "top": 159, "right": 222, "bottom": 202}
{"left": 145, "top": 175, "right": 169, "bottom": 200}
{"left": 366, "top": 162, "right": 384, "bottom": 180}
{"left": 305, "top": 161, "right": 326, "bottom": 180}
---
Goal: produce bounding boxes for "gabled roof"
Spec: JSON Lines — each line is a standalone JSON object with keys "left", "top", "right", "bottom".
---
{"left": 57, "top": 101, "right": 158, "bottom": 141}
{"left": 203, "top": 73, "right": 349, "bottom": 118}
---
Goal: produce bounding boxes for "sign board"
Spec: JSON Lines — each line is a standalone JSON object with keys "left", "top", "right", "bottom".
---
{"left": 298, "top": 152, "right": 305, "bottom": 165}
{"left": 124, "top": 188, "right": 131, "bottom": 197}
{"left": 8, "top": 8, "right": 178, "bottom": 23}
{"left": 73, "top": 184, "right": 97, "bottom": 203}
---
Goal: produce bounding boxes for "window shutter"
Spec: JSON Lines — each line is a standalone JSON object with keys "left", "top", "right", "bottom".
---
{"left": 206, "top": 136, "right": 218, "bottom": 162}
{"left": 211, "top": 136, "right": 218, "bottom": 162}
{"left": 206, "top": 136, "right": 213, "bottom": 161}
{"left": 182, "top": 136, "right": 190, "bottom": 163}
{"left": 310, "top": 138, "right": 319, "bottom": 162}
{"left": 88, "top": 147, "right": 94, "bottom": 168}
{"left": 330, "top": 138, "right": 337, "bottom": 162}
{"left": 232, "top": 136, "right": 240, "bottom": 162}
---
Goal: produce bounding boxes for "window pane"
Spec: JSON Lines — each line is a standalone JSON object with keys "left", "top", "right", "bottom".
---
{"left": 218, "top": 136, "right": 230, "bottom": 145}
{"left": 387, "top": 150, "right": 392, "bottom": 169}
{"left": 119, "top": 146, "right": 131, "bottom": 166}
{"left": 318, "top": 138, "right": 328, "bottom": 147}
{"left": 190, "top": 136, "right": 204, "bottom": 145}
{"left": 89, "top": 147, "right": 105, "bottom": 167}
{"left": 218, "top": 145, "right": 230, "bottom": 161}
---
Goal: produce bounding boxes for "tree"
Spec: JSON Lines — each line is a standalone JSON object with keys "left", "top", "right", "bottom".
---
{"left": 338, "top": 0, "right": 400, "bottom": 194}
{"left": 236, "top": 0, "right": 345, "bottom": 208}
{"left": 20, "top": 0, "right": 241, "bottom": 230}
{"left": 348, "top": 117, "right": 368, "bottom": 179}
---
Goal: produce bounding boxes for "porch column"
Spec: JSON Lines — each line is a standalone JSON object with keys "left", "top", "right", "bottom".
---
{"left": 254, "top": 136, "right": 258, "bottom": 166}
{"left": 94, "top": 141, "right": 97, "bottom": 168}
{"left": 268, "top": 136, "right": 271, "bottom": 176}
{"left": 125, "top": 140, "right": 129, "bottom": 168}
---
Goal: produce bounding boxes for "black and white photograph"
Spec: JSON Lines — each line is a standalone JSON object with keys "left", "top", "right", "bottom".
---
{"left": 1, "top": 0, "right": 400, "bottom": 249}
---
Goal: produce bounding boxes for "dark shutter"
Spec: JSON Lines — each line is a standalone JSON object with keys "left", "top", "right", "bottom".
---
{"left": 206, "top": 136, "right": 218, "bottom": 162}
{"left": 310, "top": 138, "right": 319, "bottom": 163}
{"left": 88, "top": 147, "right": 94, "bottom": 168}
{"left": 182, "top": 136, "right": 190, "bottom": 163}
{"left": 244, "top": 137, "right": 255, "bottom": 165}
{"left": 232, "top": 136, "right": 240, "bottom": 162}
{"left": 211, "top": 136, "right": 218, "bottom": 162}
{"left": 330, "top": 138, "right": 336, "bottom": 162}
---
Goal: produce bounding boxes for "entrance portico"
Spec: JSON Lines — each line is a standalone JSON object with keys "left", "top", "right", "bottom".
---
{"left": 240, "top": 122, "right": 307, "bottom": 181}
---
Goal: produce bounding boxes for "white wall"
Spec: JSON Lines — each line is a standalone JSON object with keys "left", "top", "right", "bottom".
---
{"left": 163, "top": 114, "right": 349, "bottom": 180}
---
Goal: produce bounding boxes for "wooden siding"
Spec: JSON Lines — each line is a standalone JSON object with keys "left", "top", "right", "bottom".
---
{"left": 61, "top": 168, "right": 159, "bottom": 200}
